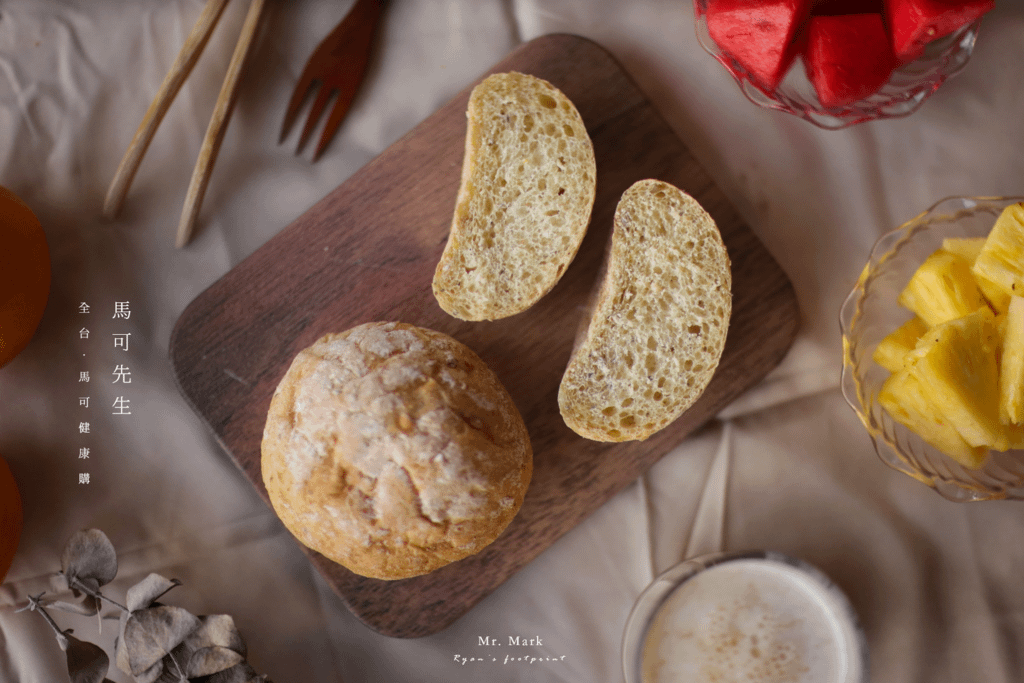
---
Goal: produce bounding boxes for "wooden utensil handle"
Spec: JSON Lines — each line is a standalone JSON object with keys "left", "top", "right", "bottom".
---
{"left": 103, "top": 0, "right": 230, "bottom": 220}
{"left": 176, "top": 0, "right": 266, "bottom": 248}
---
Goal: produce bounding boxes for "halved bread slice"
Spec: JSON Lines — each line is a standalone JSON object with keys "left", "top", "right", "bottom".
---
{"left": 433, "top": 72, "right": 597, "bottom": 321}
{"left": 558, "top": 180, "right": 732, "bottom": 442}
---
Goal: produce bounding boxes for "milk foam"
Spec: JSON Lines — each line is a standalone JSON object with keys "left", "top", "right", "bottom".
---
{"left": 640, "top": 559, "right": 862, "bottom": 683}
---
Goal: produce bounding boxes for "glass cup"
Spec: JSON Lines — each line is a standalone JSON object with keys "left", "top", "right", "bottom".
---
{"left": 623, "top": 550, "right": 867, "bottom": 683}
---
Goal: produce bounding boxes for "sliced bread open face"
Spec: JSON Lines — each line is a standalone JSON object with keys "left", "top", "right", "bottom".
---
{"left": 559, "top": 180, "right": 732, "bottom": 442}
{"left": 433, "top": 72, "right": 596, "bottom": 321}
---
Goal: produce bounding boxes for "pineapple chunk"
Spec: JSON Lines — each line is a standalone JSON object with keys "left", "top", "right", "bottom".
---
{"left": 972, "top": 202, "right": 1024, "bottom": 302}
{"left": 942, "top": 236, "right": 1012, "bottom": 313}
{"left": 898, "top": 250, "right": 987, "bottom": 326}
{"left": 1000, "top": 296, "right": 1024, "bottom": 424}
{"left": 879, "top": 368, "right": 988, "bottom": 469}
{"left": 941, "top": 236, "right": 985, "bottom": 263}
{"left": 873, "top": 316, "right": 928, "bottom": 373}
{"left": 978, "top": 274, "right": 1012, "bottom": 315}
{"left": 905, "top": 308, "right": 1017, "bottom": 450}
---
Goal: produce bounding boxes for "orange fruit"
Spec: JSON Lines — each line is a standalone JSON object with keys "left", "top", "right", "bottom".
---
{"left": 0, "top": 454, "right": 22, "bottom": 583}
{"left": 0, "top": 185, "right": 50, "bottom": 368}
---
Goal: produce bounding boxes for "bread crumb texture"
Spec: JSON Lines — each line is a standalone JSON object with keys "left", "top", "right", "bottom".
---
{"left": 559, "top": 180, "right": 732, "bottom": 441}
{"left": 433, "top": 71, "right": 596, "bottom": 320}
{"left": 261, "top": 322, "right": 532, "bottom": 580}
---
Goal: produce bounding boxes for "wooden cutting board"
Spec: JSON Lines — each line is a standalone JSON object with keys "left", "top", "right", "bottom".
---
{"left": 170, "top": 34, "right": 799, "bottom": 638}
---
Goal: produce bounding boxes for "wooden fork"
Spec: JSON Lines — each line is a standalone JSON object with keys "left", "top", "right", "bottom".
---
{"left": 279, "top": 0, "right": 385, "bottom": 161}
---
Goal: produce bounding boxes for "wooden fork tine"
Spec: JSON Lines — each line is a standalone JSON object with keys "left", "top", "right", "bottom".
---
{"left": 311, "top": 26, "right": 378, "bottom": 161}
{"left": 296, "top": 83, "right": 334, "bottom": 154}
{"left": 313, "top": 92, "right": 349, "bottom": 162}
{"left": 313, "top": 78, "right": 360, "bottom": 162}
{"left": 279, "top": 68, "right": 317, "bottom": 144}
{"left": 103, "top": 0, "right": 230, "bottom": 220}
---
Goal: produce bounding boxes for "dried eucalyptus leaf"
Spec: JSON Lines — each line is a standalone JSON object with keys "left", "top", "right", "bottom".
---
{"left": 124, "top": 606, "right": 202, "bottom": 675}
{"left": 185, "top": 615, "right": 245, "bottom": 656}
{"left": 48, "top": 599, "right": 99, "bottom": 617}
{"left": 166, "top": 640, "right": 195, "bottom": 676}
{"left": 197, "top": 662, "right": 267, "bottom": 683}
{"left": 115, "top": 608, "right": 131, "bottom": 675}
{"left": 133, "top": 659, "right": 166, "bottom": 683}
{"left": 158, "top": 612, "right": 248, "bottom": 680}
{"left": 156, "top": 662, "right": 189, "bottom": 683}
{"left": 64, "top": 632, "right": 109, "bottom": 683}
{"left": 127, "top": 574, "right": 182, "bottom": 612}
{"left": 186, "top": 646, "right": 244, "bottom": 678}
{"left": 52, "top": 572, "right": 70, "bottom": 592}
{"left": 61, "top": 530, "right": 118, "bottom": 587}
{"left": 141, "top": 654, "right": 193, "bottom": 683}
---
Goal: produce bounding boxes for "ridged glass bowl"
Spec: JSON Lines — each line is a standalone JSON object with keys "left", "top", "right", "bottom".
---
{"left": 841, "top": 196, "right": 1024, "bottom": 502}
{"left": 693, "top": 0, "right": 982, "bottom": 129}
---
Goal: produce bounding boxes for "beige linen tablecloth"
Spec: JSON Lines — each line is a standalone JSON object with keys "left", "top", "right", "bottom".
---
{"left": 2, "top": 1, "right": 1024, "bottom": 681}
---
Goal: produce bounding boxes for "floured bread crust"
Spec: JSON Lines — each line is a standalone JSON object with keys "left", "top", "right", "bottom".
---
{"left": 262, "top": 322, "right": 532, "bottom": 580}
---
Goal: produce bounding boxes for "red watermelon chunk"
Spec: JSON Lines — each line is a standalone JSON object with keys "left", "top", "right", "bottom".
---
{"left": 885, "top": 0, "right": 995, "bottom": 62}
{"left": 811, "top": 0, "right": 883, "bottom": 14}
{"left": 804, "top": 13, "right": 899, "bottom": 108}
{"left": 707, "top": 0, "right": 813, "bottom": 91}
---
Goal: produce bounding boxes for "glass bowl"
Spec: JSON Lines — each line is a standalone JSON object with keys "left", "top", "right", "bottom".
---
{"left": 622, "top": 551, "right": 867, "bottom": 683}
{"left": 840, "top": 196, "right": 1024, "bottom": 502}
{"left": 693, "top": 0, "right": 981, "bottom": 129}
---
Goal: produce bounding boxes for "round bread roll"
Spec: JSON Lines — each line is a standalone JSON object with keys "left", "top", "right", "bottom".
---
{"left": 262, "top": 321, "right": 532, "bottom": 580}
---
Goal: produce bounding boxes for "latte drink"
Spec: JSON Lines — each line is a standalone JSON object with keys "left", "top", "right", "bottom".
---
{"left": 639, "top": 557, "right": 864, "bottom": 683}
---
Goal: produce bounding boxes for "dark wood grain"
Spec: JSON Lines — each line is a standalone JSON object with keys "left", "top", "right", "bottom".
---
{"left": 169, "top": 34, "right": 800, "bottom": 638}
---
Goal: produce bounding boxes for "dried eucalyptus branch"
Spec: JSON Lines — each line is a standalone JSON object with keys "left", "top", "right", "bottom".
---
{"left": 57, "top": 573, "right": 129, "bottom": 614}
{"left": 22, "top": 529, "right": 272, "bottom": 683}
{"left": 20, "top": 593, "right": 70, "bottom": 650}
